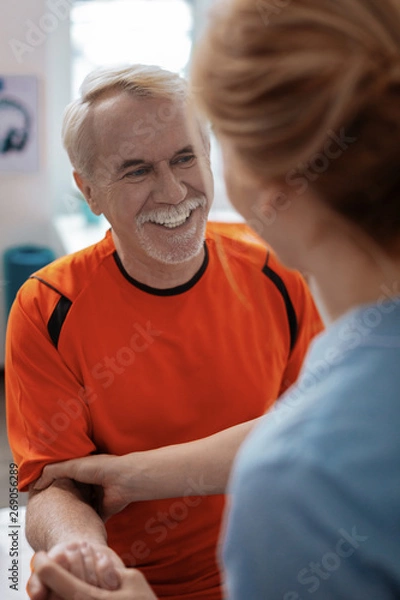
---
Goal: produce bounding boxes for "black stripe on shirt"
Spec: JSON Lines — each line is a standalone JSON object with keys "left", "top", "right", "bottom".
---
{"left": 30, "top": 275, "right": 72, "bottom": 349}
{"left": 262, "top": 253, "right": 298, "bottom": 353}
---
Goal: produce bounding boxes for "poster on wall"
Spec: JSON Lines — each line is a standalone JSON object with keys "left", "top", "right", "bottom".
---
{"left": 0, "top": 75, "right": 38, "bottom": 173}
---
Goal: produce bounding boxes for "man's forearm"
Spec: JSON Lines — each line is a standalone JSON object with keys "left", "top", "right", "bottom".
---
{"left": 26, "top": 478, "right": 125, "bottom": 600}
{"left": 26, "top": 477, "right": 108, "bottom": 551}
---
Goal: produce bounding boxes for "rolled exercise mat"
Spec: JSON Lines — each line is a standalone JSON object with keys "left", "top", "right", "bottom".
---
{"left": 3, "top": 245, "right": 56, "bottom": 316}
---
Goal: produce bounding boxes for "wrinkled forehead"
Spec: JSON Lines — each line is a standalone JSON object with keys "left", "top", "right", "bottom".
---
{"left": 89, "top": 91, "right": 205, "bottom": 163}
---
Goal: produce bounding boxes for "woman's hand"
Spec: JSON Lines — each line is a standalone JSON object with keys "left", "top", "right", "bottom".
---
{"left": 31, "top": 551, "right": 158, "bottom": 600}
{"left": 34, "top": 455, "right": 131, "bottom": 520}
{"left": 33, "top": 419, "right": 256, "bottom": 518}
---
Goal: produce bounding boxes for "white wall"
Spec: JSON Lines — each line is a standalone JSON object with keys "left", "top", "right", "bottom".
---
{"left": 191, "top": 0, "right": 234, "bottom": 216}
{"left": 0, "top": 0, "right": 71, "bottom": 365}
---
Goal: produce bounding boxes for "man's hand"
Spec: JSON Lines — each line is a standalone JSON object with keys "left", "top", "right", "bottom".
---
{"left": 32, "top": 551, "right": 158, "bottom": 600}
{"left": 34, "top": 455, "right": 130, "bottom": 520}
{"left": 28, "top": 541, "right": 124, "bottom": 600}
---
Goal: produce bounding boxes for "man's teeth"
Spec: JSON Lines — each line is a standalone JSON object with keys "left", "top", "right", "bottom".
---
{"left": 149, "top": 208, "right": 193, "bottom": 228}
{"left": 163, "top": 217, "right": 188, "bottom": 228}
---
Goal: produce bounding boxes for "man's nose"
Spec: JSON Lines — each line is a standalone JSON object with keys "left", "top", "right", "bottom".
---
{"left": 154, "top": 164, "right": 187, "bottom": 204}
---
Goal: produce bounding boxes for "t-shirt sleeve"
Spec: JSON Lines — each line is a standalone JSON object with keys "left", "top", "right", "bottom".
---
{"left": 5, "top": 281, "right": 96, "bottom": 491}
{"left": 278, "top": 270, "right": 324, "bottom": 395}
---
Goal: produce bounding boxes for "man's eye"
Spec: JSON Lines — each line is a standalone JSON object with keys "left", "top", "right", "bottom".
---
{"left": 174, "top": 154, "right": 196, "bottom": 166}
{"left": 125, "top": 168, "right": 149, "bottom": 178}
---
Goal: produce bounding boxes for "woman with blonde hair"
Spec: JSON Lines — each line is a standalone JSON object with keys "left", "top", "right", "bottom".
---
{"left": 192, "top": 0, "right": 400, "bottom": 598}
{"left": 31, "top": 0, "right": 400, "bottom": 597}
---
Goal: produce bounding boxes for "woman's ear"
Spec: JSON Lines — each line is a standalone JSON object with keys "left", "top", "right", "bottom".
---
{"left": 73, "top": 171, "right": 103, "bottom": 216}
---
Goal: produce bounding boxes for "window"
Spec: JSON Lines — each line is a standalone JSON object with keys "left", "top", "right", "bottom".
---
{"left": 71, "top": 0, "right": 193, "bottom": 98}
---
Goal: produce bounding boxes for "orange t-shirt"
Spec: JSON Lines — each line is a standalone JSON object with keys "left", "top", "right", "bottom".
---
{"left": 6, "top": 222, "right": 322, "bottom": 599}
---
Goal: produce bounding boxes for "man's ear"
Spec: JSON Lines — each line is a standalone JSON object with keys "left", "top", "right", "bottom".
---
{"left": 73, "top": 171, "right": 103, "bottom": 216}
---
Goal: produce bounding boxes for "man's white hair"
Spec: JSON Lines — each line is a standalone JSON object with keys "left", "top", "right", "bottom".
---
{"left": 62, "top": 64, "right": 209, "bottom": 179}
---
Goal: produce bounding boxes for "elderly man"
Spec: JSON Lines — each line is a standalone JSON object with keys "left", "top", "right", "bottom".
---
{"left": 6, "top": 65, "right": 321, "bottom": 600}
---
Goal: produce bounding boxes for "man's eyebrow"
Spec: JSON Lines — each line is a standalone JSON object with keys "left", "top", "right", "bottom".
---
{"left": 116, "top": 158, "right": 147, "bottom": 174}
{"left": 116, "top": 146, "right": 195, "bottom": 174}
{"left": 174, "top": 145, "right": 195, "bottom": 156}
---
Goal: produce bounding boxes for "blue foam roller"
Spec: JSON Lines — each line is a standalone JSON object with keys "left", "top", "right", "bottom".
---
{"left": 3, "top": 245, "right": 56, "bottom": 316}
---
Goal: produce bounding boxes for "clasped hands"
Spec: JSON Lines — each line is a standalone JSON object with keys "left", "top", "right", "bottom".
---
{"left": 31, "top": 549, "right": 157, "bottom": 600}
{"left": 29, "top": 454, "right": 158, "bottom": 600}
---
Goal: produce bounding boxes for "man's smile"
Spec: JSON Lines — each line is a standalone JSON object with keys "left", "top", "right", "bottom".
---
{"left": 137, "top": 197, "right": 205, "bottom": 230}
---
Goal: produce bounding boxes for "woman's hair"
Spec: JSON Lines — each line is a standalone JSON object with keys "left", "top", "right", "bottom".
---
{"left": 63, "top": 64, "right": 192, "bottom": 179}
{"left": 192, "top": 0, "right": 400, "bottom": 251}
